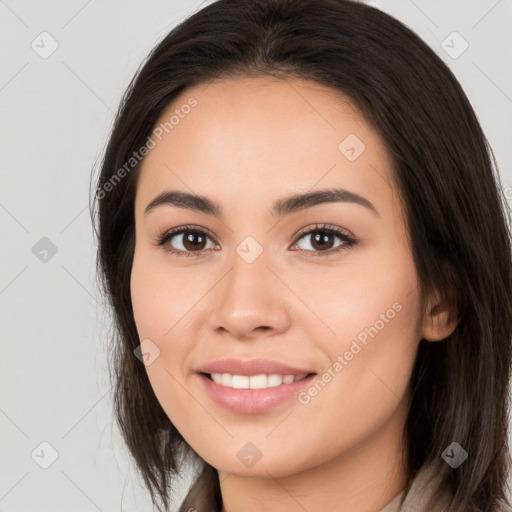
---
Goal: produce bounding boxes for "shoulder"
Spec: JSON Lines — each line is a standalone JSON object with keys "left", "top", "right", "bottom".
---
{"left": 379, "top": 462, "right": 512, "bottom": 512}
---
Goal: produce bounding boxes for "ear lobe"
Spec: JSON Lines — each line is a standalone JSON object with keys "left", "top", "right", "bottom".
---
{"left": 421, "top": 293, "right": 460, "bottom": 342}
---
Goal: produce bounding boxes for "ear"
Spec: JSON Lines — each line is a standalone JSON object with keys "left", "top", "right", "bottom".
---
{"left": 420, "top": 289, "right": 460, "bottom": 342}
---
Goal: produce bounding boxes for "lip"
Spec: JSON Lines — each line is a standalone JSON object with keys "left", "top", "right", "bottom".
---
{"left": 196, "top": 358, "right": 315, "bottom": 377}
{"left": 197, "top": 372, "right": 317, "bottom": 414}
{"left": 195, "top": 358, "right": 317, "bottom": 414}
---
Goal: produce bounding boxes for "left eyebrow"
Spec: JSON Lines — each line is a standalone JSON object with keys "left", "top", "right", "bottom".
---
{"left": 144, "top": 188, "right": 379, "bottom": 218}
{"left": 271, "top": 188, "right": 379, "bottom": 217}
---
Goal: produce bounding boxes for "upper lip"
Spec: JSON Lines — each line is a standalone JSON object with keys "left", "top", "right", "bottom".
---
{"left": 197, "top": 358, "right": 316, "bottom": 377}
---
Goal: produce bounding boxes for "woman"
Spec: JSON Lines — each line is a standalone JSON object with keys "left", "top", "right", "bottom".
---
{"left": 91, "top": 0, "right": 512, "bottom": 510}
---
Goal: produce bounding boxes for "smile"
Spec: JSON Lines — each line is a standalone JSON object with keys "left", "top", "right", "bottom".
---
{"left": 198, "top": 372, "right": 317, "bottom": 414}
{"left": 207, "top": 372, "right": 310, "bottom": 389}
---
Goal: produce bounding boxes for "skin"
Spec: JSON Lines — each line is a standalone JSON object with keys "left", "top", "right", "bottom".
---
{"left": 130, "top": 76, "right": 458, "bottom": 512}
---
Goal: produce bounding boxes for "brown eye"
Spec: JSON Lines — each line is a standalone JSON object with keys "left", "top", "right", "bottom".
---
{"left": 156, "top": 225, "right": 217, "bottom": 257}
{"left": 180, "top": 231, "right": 209, "bottom": 251}
{"left": 305, "top": 231, "right": 337, "bottom": 251}
{"left": 291, "top": 224, "right": 357, "bottom": 256}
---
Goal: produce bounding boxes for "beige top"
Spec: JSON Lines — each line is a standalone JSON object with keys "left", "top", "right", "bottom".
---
{"left": 378, "top": 462, "right": 452, "bottom": 512}
{"left": 379, "top": 462, "right": 512, "bottom": 512}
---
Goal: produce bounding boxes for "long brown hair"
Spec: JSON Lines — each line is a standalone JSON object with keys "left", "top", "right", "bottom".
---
{"left": 90, "top": 1, "right": 512, "bottom": 510}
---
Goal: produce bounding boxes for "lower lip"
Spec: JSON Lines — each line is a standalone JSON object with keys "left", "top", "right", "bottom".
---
{"left": 197, "top": 373, "right": 317, "bottom": 414}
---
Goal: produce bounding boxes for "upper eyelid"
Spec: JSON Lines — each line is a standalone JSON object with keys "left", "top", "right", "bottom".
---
{"left": 159, "top": 223, "right": 354, "bottom": 247}
{"left": 293, "top": 222, "right": 353, "bottom": 239}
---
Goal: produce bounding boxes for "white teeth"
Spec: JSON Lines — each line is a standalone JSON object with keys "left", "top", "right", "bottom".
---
{"left": 211, "top": 372, "right": 223, "bottom": 384}
{"left": 221, "top": 373, "right": 233, "bottom": 386}
{"left": 249, "top": 374, "right": 267, "bottom": 389}
{"left": 232, "top": 375, "right": 250, "bottom": 389}
{"left": 208, "top": 372, "right": 310, "bottom": 389}
{"left": 267, "top": 374, "right": 283, "bottom": 387}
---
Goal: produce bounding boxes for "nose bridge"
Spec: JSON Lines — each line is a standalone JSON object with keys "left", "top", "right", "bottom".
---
{"left": 207, "top": 242, "right": 290, "bottom": 338}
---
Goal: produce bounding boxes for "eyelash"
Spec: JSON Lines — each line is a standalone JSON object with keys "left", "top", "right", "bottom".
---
{"left": 154, "top": 223, "right": 357, "bottom": 258}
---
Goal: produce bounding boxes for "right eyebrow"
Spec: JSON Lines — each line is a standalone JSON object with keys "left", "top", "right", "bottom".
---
{"left": 271, "top": 188, "right": 379, "bottom": 217}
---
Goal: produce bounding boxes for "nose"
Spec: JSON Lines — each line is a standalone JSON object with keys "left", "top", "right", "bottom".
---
{"left": 207, "top": 251, "right": 291, "bottom": 341}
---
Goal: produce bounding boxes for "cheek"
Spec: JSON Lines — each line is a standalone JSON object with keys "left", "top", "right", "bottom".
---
{"left": 301, "top": 238, "right": 421, "bottom": 404}
{"left": 130, "top": 246, "right": 185, "bottom": 340}
{"left": 306, "top": 284, "right": 419, "bottom": 404}
{"left": 130, "top": 265, "right": 166, "bottom": 340}
{"left": 130, "top": 252, "right": 200, "bottom": 438}
{"left": 130, "top": 247, "right": 202, "bottom": 381}
{"left": 287, "top": 271, "right": 420, "bottom": 467}
{"left": 294, "top": 237, "right": 420, "bottom": 350}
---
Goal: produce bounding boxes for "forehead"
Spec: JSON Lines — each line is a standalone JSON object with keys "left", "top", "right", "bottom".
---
{"left": 135, "top": 76, "right": 396, "bottom": 218}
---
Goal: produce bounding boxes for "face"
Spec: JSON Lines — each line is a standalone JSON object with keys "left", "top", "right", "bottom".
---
{"left": 130, "top": 76, "right": 425, "bottom": 479}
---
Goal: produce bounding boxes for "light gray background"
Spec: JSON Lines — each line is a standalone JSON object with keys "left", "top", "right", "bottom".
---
{"left": 1, "top": 0, "right": 511, "bottom": 511}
